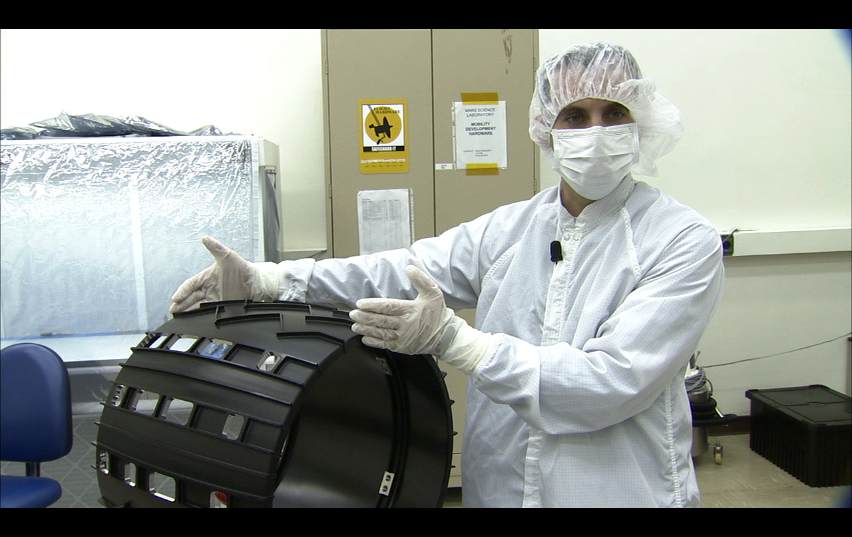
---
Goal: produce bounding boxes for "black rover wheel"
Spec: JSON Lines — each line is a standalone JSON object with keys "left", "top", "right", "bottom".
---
{"left": 96, "top": 300, "right": 454, "bottom": 508}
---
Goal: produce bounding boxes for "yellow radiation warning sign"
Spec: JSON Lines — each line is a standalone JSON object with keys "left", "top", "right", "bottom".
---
{"left": 360, "top": 100, "right": 408, "bottom": 174}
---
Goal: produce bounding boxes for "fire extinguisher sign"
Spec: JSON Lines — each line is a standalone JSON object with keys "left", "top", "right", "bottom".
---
{"left": 360, "top": 100, "right": 409, "bottom": 174}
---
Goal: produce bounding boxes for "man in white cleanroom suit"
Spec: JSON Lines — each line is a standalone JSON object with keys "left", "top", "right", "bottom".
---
{"left": 171, "top": 42, "right": 724, "bottom": 508}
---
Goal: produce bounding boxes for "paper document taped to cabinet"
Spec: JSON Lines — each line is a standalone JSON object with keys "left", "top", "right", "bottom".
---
{"left": 453, "top": 100, "right": 507, "bottom": 172}
{"left": 357, "top": 189, "right": 414, "bottom": 255}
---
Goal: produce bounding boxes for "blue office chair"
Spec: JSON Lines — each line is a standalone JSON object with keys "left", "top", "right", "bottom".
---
{"left": 1, "top": 343, "right": 73, "bottom": 508}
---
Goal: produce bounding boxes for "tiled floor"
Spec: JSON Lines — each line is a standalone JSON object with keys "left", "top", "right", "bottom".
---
{"left": 442, "top": 434, "right": 850, "bottom": 508}
{"left": 3, "top": 415, "right": 848, "bottom": 508}
{"left": 692, "top": 433, "right": 847, "bottom": 508}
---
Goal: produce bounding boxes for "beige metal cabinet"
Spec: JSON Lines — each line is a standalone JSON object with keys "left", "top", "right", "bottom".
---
{"left": 322, "top": 28, "right": 539, "bottom": 489}
{"left": 430, "top": 29, "right": 540, "bottom": 233}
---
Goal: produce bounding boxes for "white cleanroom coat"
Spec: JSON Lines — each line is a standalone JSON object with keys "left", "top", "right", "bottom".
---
{"left": 280, "top": 176, "right": 725, "bottom": 507}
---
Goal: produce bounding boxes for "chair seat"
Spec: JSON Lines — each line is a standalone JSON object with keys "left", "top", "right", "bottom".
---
{"left": 0, "top": 475, "right": 63, "bottom": 508}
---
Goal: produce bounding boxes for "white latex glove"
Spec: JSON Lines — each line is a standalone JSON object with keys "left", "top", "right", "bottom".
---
{"left": 169, "top": 236, "right": 281, "bottom": 314}
{"left": 350, "top": 265, "right": 491, "bottom": 373}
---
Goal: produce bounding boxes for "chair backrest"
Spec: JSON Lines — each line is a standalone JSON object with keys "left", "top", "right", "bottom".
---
{"left": 0, "top": 343, "right": 73, "bottom": 463}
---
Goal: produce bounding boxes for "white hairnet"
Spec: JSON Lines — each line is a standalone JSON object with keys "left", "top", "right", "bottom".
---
{"left": 530, "top": 42, "right": 683, "bottom": 176}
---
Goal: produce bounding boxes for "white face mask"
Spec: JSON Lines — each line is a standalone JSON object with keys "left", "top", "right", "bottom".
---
{"left": 551, "top": 123, "right": 640, "bottom": 200}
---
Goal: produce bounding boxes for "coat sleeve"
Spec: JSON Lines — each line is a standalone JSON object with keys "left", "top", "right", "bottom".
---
{"left": 278, "top": 193, "right": 542, "bottom": 309}
{"left": 279, "top": 213, "right": 494, "bottom": 311}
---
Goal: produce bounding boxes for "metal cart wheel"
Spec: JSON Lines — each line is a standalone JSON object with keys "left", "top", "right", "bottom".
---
{"left": 713, "top": 442, "right": 724, "bottom": 465}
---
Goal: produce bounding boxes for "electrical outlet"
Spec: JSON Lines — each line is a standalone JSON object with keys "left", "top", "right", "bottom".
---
{"left": 720, "top": 232, "right": 735, "bottom": 256}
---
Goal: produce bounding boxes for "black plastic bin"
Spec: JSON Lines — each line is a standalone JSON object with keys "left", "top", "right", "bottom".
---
{"left": 746, "top": 384, "right": 851, "bottom": 487}
{"left": 95, "top": 301, "right": 455, "bottom": 507}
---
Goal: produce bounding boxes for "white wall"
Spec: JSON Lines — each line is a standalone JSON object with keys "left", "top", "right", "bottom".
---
{"left": 0, "top": 28, "right": 328, "bottom": 252}
{"left": 2, "top": 29, "right": 850, "bottom": 415}
{"left": 539, "top": 29, "right": 851, "bottom": 232}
